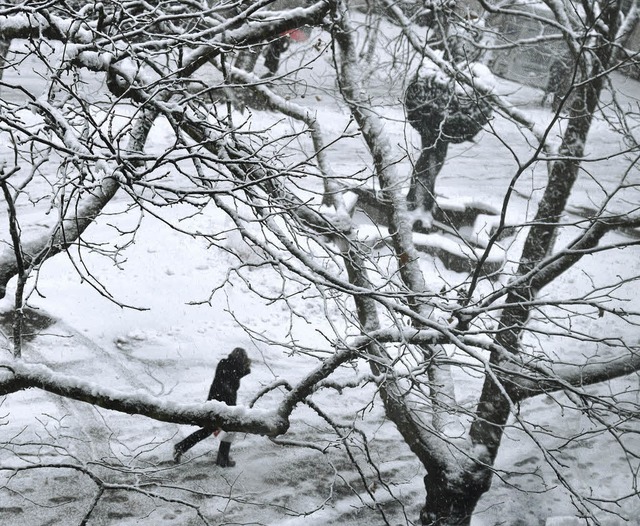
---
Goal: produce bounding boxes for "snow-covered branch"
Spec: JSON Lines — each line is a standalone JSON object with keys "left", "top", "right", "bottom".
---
{"left": 0, "top": 1, "right": 333, "bottom": 302}
{"left": 459, "top": 213, "right": 640, "bottom": 321}
{"left": 0, "top": 171, "right": 26, "bottom": 357}
{"left": 511, "top": 350, "right": 640, "bottom": 400}
{"left": 0, "top": 108, "right": 158, "bottom": 299}
{"left": 0, "top": 9, "right": 95, "bottom": 42}
{"left": 0, "top": 360, "right": 286, "bottom": 436}
{"left": 0, "top": 2, "right": 331, "bottom": 97}
{"left": 211, "top": 60, "right": 348, "bottom": 210}
{"left": 332, "top": 1, "right": 429, "bottom": 299}
{"left": 278, "top": 348, "right": 358, "bottom": 417}
{"left": 0, "top": 174, "right": 118, "bottom": 299}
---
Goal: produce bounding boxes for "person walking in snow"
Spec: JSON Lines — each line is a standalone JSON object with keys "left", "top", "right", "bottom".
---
{"left": 173, "top": 347, "right": 251, "bottom": 467}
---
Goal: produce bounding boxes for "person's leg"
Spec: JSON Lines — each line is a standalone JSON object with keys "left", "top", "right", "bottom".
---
{"left": 216, "top": 432, "right": 236, "bottom": 467}
{"left": 216, "top": 441, "right": 234, "bottom": 467}
{"left": 174, "top": 427, "right": 215, "bottom": 463}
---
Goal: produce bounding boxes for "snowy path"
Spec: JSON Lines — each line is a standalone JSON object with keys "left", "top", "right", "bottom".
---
{"left": 1, "top": 35, "right": 640, "bottom": 526}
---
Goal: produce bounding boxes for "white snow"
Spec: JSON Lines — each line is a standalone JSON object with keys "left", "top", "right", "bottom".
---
{"left": 0, "top": 13, "right": 639, "bottom": 526}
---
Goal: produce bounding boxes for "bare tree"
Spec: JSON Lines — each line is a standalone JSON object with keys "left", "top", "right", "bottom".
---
{"left": 1, "top": 0, "right": 640, "bottom": 524}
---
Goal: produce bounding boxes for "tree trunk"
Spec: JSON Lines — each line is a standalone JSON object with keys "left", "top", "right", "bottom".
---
{"left": 407, "top": 139, "right": 448, "bottom": 213}
{"left": 469, "top": 32, "right": 611, "bottom": 462}
{"left": 0, "top": 39, "right": 10, "bottom": 82}
{"left": 420, "top": 469, "right": 491, "bottom": 526}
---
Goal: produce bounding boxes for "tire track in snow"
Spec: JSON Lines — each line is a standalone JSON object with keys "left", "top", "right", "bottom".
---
{"left": 1, "top": 307, "right": 153, "bottom": 461}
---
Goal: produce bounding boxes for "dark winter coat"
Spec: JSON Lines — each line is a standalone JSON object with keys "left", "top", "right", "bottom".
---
{"left": 207, "top": 349, "right": 251, "bottom": 405}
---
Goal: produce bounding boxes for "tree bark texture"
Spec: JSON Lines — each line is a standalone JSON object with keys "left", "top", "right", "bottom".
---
{"left": 469, "top": 0, "right": 619, "bottom": 469}
{"left": 420, "top": 470, "right": 490, "bottom": 526}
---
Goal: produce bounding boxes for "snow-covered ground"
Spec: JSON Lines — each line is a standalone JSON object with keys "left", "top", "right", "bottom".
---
{"left": 1, "top": 29, "right": 640, "bottom": 526}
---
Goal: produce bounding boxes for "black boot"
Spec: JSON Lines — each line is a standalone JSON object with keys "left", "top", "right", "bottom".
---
{"left": 173, "top": 445, "right": 182, "bottom": 464}
{"left": 216, "top": 441, "right": 235, "bottom": 467}
{"left": 173, "top": 427, "right": 214, "bottom": 464}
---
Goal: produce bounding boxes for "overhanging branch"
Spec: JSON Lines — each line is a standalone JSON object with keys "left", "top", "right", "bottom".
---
{"left": 511, "top": 350, "right": 640, "bottom": 400}
{"left": 0, "top": 360, "right": 286, "bottom": 436}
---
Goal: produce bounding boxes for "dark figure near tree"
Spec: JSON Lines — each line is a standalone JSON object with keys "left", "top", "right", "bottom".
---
{"left": 173, "top": 347, "right": 251, "bottom": 467}
{"left": 404, "top": 66, "right": 492, "bottom": 216}
{"left": 262, "top": 37, "right": 290, "bottom": 78}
